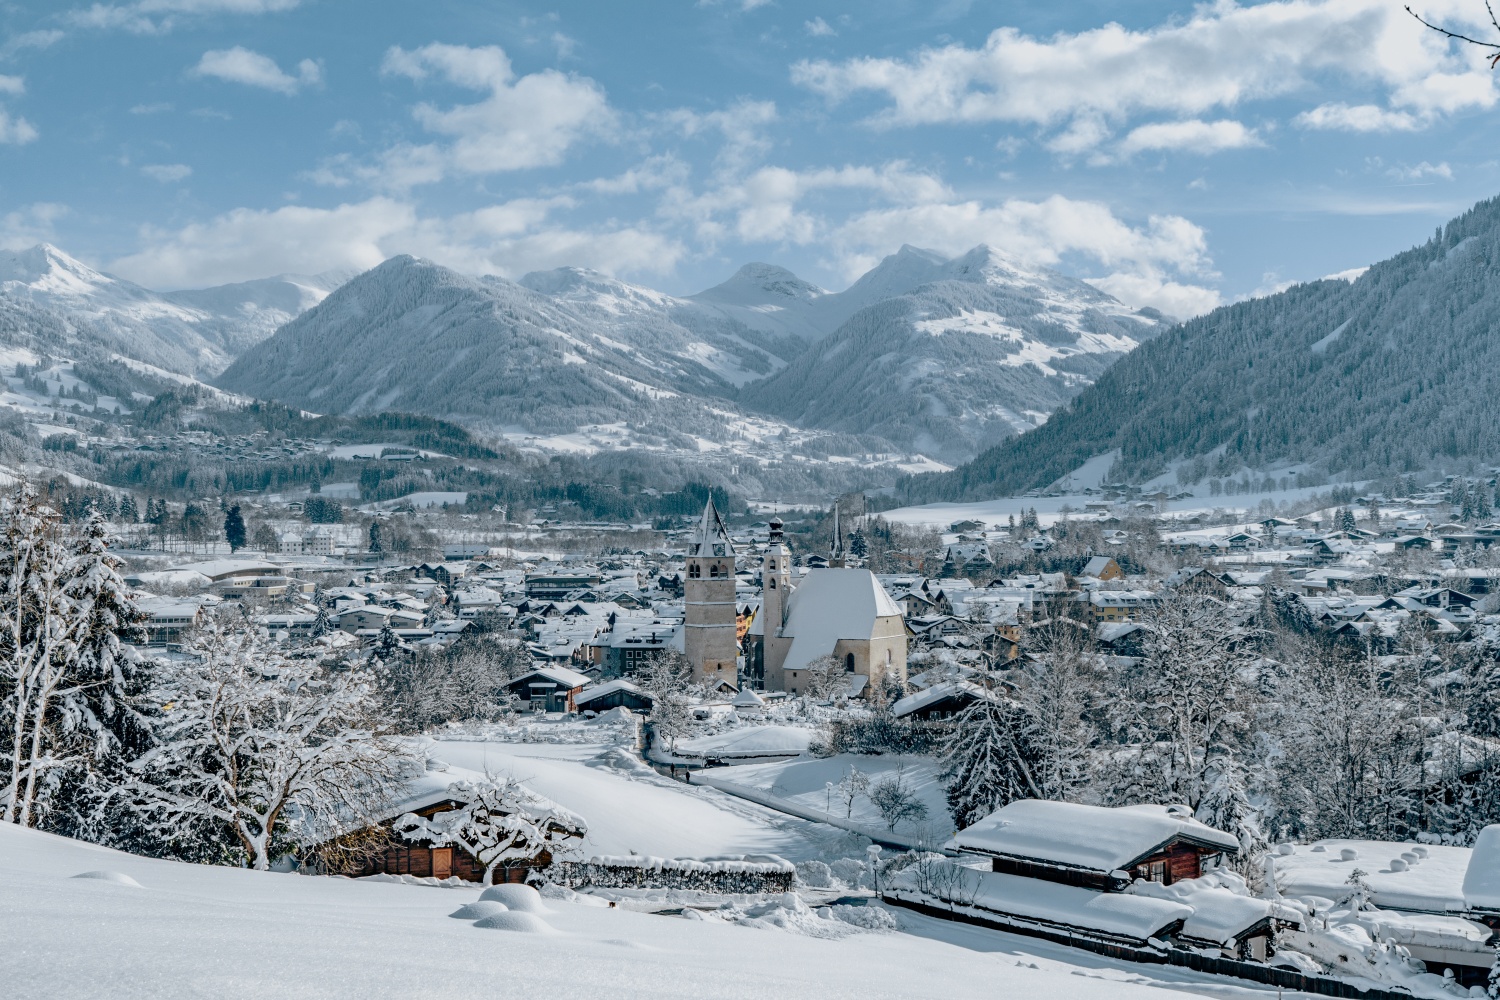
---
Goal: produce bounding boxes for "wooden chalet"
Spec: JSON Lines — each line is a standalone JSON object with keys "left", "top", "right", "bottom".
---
{"left": 950, "top": 800, "right": 1240, "bottom": 892}
{"left": 315, "top": 765, "right": 586, "bottom": 884}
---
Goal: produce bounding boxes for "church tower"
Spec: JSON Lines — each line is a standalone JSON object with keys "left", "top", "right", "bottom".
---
{"left": 762, "top": 517, "right": 794, "bottom": 691}
{"left": 683, "top": 498, "right": 738, "bottom": 687}
{"left": 828, "top": 502, "right": 846, "bottom": 568}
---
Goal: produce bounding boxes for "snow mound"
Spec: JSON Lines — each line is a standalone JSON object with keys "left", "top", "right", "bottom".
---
{"left": 584, "top": 746, "right": 657, "bottom": 778}
{"left": 702, "top": 892, "right": 895, "bottom": 939}
{"left": 70, "top": 870, "right": 141, "bottom": 887}
{"left": 360, "top": 872, "right": 474, "bottom": 889}
{"left": 479, "top": 883, "right": 548, "bottom": 913}
{"left": 449, "top": 901, "right": 510, "bottom": 920}
{"left": 586, "top": 706, "right": 635, "bottom": 726}
{"left": 472, "top": 911, "right": 554, "bottom": 933}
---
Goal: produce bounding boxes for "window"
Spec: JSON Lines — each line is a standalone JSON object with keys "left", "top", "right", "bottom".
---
{"left": 709, "top": 564, "right": 723, "bottom": 579}
{"left": 845, "top": 653, "right": 855, "bottom": 673}
{"left": 688, "top": 564, "right": 701, "bottom": 578}
{"left": 768, "top": 578, "right": 776, "bottom": 589}
{"left": 1136, "top": 860, "right": 1167, "bottom": 883}
{"left": 768, "top": 560, "right": 776, "bottom": 570}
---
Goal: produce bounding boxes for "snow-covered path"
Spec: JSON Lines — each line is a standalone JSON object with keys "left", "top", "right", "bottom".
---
{"left": 3, "top": 822, "right": 1195, "bottom": 1000}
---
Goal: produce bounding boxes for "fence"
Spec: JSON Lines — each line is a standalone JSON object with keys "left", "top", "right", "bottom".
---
{"left": 551, "top": 855, "right": 795, "bottom": 895}
{"left": 884, "top": 894, "right": 1421, "bottom": 1000}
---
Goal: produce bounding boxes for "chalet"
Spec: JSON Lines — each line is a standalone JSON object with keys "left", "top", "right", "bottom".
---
{"left": 573, "top": 678, "right": 654, "bottom": 714}
{"left": 1079, "top": 555, "right": 1123, "bottom": 582}
{"left": 890, "top": 679, "right": 1002, "bottom": 720}
{"left": 138, "top": 599, "right": 204, "bottom": 645}
{"left": 1164, "top": 567, "right": 1230, "bottom": 600}
{"left": 950, "top": 800, "right": 1240, "bottom": 891}
{"left": 941, "top": 543, "right": 996, "bottom": 578}
{"left": 317, "top": 762, "right": 586, "bottom": 884}
{"left": 1078, "top": 589, "right": 1159, "bottom": 623}
{"left": 507, "top": 666, "right": 590, "bottom": 712}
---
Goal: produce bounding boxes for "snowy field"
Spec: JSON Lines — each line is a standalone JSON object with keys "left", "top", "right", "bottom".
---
{"left": 2, "top": 738, "right": 1331, "bottom": 999}
{"left": 431, "top": 739, "right": 843, "bottom": 860}
{"left": 2, "top": 821, "right": 1198, "bottom": 1000}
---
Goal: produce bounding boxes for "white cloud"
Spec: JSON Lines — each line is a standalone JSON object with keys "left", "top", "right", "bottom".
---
{"left": 0, "top": 203, "right": 67, "bottom": 251}
{"left": 68, "top": 0, "right": 299, "bottom": 34}
{"left": 106, "top": 196, "right": 681, "bottom": 288}
{"left": 193, "top": 47, "right": 321, "bottom": 94}
{"left": 1117, "top": 119, "right": 1263, "bottom": 157}
{"left": 1, "top": 30, "right": 64, "bottom": 55}
{"left": 141, "top": 163, "right": 192, "bottom": 182}
{"left": 130, "top": 102, "right": 173, "bottom": 114}
{"left": 0, "top": 76, "right": 24, "bottom": 96}
{"left": 369, "top": 43, "right": 613, "bottom": 185}
{"left": 1387, "top": 160, "right": 1452, "bottom": 180}
{"left": 1293, "top": 102, "right": 1421, "bottom": 131}
{"left": 0, "top": 108, "right": 38, "bottom": 145}
{"left": 827, "top": 195, "right": 1220, "bottom": 317}
{"left": 805, "top": 17, "right": 836, "bottom": 37}
{"left": 792, "top": 0, "right": 1499, "bottom": 154}
{"left": 664, "top": 99, "right": 777, "bottom": 175}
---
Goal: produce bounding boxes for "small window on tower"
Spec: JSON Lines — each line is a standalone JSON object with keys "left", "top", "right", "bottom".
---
{"left": 768, "top": 579, "right": 776, "bottom": 589}
{"left": 713, "top": 544, "right": 725, "bottom": 556}
{"left": 689, "top": 564, "right": 701, "bottom": 578}
{"left": 768, "top": 560, "right": 776, "bottom": 570}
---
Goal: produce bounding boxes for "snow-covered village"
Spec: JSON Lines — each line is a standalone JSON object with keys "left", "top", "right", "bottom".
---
{"left": 17, "top": 1, "right": 1500, "bottom": 999}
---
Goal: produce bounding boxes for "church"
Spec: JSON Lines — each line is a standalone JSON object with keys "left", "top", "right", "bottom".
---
{"left": 742, "top": 512, "right": 907, "bottom": 697}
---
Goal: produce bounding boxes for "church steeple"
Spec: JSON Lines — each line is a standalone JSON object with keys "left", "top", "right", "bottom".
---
{"left": 828, "top": 502, "right": 845, "bottom": 568}
{"left": 687, "top": 497, "right": 734, "bottom": 558}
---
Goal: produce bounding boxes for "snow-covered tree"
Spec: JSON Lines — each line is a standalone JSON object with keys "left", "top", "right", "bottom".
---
{"left": 394, "top": 777, "right": 585, "bottom": 885}
{"left": 869, "top": 767, "right": 929, "bottom": 832}
{"left": 636, "top": 650, "right": 695, "bottom": 751}
{"left": 123, "top": 620, "right": 412, "bottom": 870}
{"left": 941, "top": 686, "right": 1039, "bottom": 829}
{"left": 1, "top": 489, "right": 141, "bottom": 829}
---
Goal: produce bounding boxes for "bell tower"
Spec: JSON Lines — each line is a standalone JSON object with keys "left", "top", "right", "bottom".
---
{"left": 683, "top": 498, "right": 738, "bottom": 687}
{"left": 762, "top": 517, "right": 794, "bottom": 691}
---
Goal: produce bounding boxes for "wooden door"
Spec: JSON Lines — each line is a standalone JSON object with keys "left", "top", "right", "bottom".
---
{"left": 431, "top": 848, "right": 452, "bottom": 879}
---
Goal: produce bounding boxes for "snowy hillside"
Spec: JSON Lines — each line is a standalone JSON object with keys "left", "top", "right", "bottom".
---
{"left": 746, "top": 245, "right": 1167, "bottom": 462}
{"left": 0, "top": 244, "right": 343, "bottom": 376}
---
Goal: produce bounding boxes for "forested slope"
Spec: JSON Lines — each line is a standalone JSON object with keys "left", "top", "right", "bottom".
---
{"left": 903, "top": 195, "right": 1500, "bottom": 501}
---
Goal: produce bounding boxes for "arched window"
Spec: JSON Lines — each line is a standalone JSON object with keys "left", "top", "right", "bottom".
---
{"left": 768, "top": 560, "right": 776, "bottom": 570}
{"left": 768, "top": 578, "right": 776, "bottom": 589}
{"left": 845, "top": 652, "right": 855, "bottom": 673}
{"left": 688, "top": 563, "right": 701, "bottom": 579}
{"left": 709, "top": 564, "right": 722, "bottom": 579}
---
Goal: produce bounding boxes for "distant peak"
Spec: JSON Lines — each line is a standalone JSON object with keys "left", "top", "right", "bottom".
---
{"left": 693, "top": 261, "right": 826, "bottom": 303}
{"left": 0, "top": 242, "right": 111, "bottom": 289}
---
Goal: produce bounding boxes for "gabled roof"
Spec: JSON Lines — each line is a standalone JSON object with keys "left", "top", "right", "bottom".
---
{"left": 950, "top": 800, "right": 1239, "bottom": 873}
{"left": 511, "top": 665, "right": 591, "bottom": 689}
{"left": 779, "top": 568, "right": 905, "bottom": 673}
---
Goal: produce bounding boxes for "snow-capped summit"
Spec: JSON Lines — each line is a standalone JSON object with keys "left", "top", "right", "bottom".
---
{"left": 0, "top": 243, "right": 347, "bottom": 376}
{"left": 688, "top": 262, "right": 829, "bottom": 342}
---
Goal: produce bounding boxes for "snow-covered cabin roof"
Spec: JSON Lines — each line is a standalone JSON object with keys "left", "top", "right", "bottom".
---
{"left": 1273, "top": 840, "right": 1470, "bottom": 913}
{"left": 366, "top": 758, "right": 588, "bottom": 835}
{"left": 950, "top": 801, "right": 1239, "bottom": 873}
{"left": 779, "top": 568, "right": 904, "bottom": 673}
{"left": 573, "top": 678, "right": 651, "bottom": 707}
{"left": 512, "top": 665, "right": 591, "bottom": 690}
{"left": 670, "top": 725, "right": 814, "bottom": 761}
{"left": 1128, "top": 872, "right": 1297, "bottom": 945}
{"left": 890, "top": 679, "right": 1001, "bottom": 719}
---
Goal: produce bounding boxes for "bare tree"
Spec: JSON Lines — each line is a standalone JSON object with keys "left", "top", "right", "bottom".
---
{"left": 1407, "top": 3, "right": 1500, "bottom": 67}
{"left": 122, "top": 619, "right": 414, "bottom": 870}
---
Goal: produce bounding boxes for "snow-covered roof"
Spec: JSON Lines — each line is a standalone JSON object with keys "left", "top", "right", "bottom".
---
{"left": 890, "top": 866, "right": 1191, "bottom": 942}
{"left": 890, "top": 679, "right": 999, "bottom": 719}
{"left": 779, "top": 568, "right": 904, "bottom": 673}
{"left": 1273, "top": 840, "right": 1470, "bottom": 913}
{"left": 671, "top": 725, "right": 814, "bottom": 761}
{"left": 573, "top": 679, "right": 650, "bottom": 707}
{"left": 1128, "top": 872, "right": 1295, "bottom": 945}
{"left": 374, "top": 759, "right": 588, "bottom": 834}
{"left": 513, "top": 666, "right": 591, "bottom": 690}
{"left": 1463, "top": 825, "right": 1500, "bottom": 911}
{"left": 949, "top": 801, "right": 1239, "bottom": 872}
{"left": 169, "top": 558, "right": 283, "bottom": 582}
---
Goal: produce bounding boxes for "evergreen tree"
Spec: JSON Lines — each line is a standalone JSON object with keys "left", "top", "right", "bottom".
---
{"left": 1339, "top": 507, "right": 1357, "bottom": 533}
{"left": 223, "top": 504, "right": 246, "bottom": 553}
{"left": 848, "top": 524, "right": 867, "bottom": 559}
{"left": 941, "top": 686, "right": 1039, "bottom": 829}
{"left": 368, "top": 521, "right": 382, "bottom": 554}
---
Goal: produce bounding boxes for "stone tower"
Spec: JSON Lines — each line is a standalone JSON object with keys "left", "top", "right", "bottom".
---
{"left": 683, "top": 498, "right": 738, "bottom": 687}
{"left": 760, "top": 516, "right": 793, "bottom": 682}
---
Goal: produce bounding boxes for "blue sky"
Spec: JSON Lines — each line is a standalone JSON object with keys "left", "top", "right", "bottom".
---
{"left": 2, "top": 0, "right": 1500, "bottom": 317}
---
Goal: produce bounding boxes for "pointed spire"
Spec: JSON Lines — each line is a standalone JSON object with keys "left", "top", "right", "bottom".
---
{"left": 687, "top": 497, "right": 734, "bottom": 557}
{"left": 829, "top": 502, "right": 845, "bottom": 568}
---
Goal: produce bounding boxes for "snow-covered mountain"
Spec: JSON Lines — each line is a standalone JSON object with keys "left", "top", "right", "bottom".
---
{"left": 743, "top": 245, "right": 1169, "bottom": 462}
{"left": 215, "top": 256, "right": 807, "bottom": 441}
{"left": 217, "top": 245, "right": 1165, "bottom": 466}
{"left": 0, "top": 244, "right": 345, "bottom": 376}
